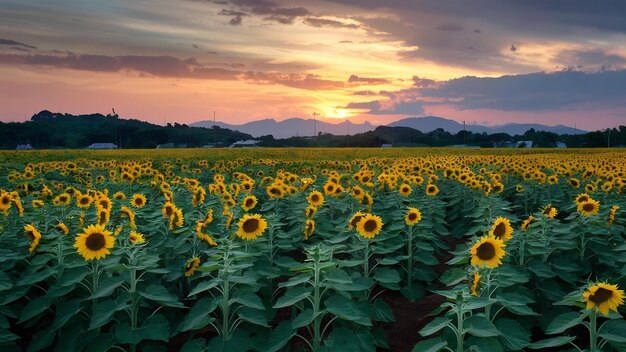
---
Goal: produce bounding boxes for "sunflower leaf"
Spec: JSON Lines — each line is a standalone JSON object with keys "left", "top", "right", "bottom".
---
{"left": 546, "top": 311, "right": 583, "bottom": 334}
{"left": 598, "top": 319, "right": 626, "bottom": 343}
{"left": 529, "top": 336, "right": 576, "bottom": 349}
{"left": 419, "top": 317, "right": 451, "bottom": 336}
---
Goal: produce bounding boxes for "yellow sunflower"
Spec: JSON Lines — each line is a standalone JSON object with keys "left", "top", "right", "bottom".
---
{"left": 74, "top": 224, "right": 115, "bottom": 260}
{"left": 97, "top": 205, "right": 110, "bottom": 226}
{"left": 131, "top": 194, "right": 147, "bottom": 209}
{"left": 521, "top": 215, "right": 534, "bottom": 231}
{"left": 356, "top": 213, "right": 383, "bottom": 239}
{"left": 241, "top": 195, "right": 258, "bottom": 212}
{"left": 53, "top": 192, "right": 71, "bottom": 206}
{"left": 129, "top": 231, "right": 145, "bottom": 244}
{"left": 162, "top": 201, "right": 177, "bottom": 218}
{"left": 405, "top": 207, "right": 422, "bottom": 226}
{"left": 578, "top": 199, "right": 600, "bottom": 217}
{"left": 488, "top": 217, "right": 514, "bottom": 242}
{"left": 542, "top": 204, "right": 558, "bottom": 219}
{"left": 470, "top": 236, "right": 506, "bottom": 268}
{"left": 305, "top": 205, "right": 317, "bottom": 219}
{"left": 304, "top": 219, "right": 315, "bottom": 240}
{"left": 575, "top": 193, "right": 590, "bottom": 204}
{"left": 307, "top": 191, "right": 324, "bottom": 207}
{"left": 56, "top": 222, "right": 69, "bottom": 235}
{"left": 582, "top": 282, "right": 625, "bottom": 316}
{"left": 184, "top": 257, "right": 201, "bottom": 277}
{"left": 76, "top": 194, "right": 93, "bottom": 209}
{"left": 607, "top": 205, "right": 619, "bottom": 226}
{"left": 323, "top": 182, "right": 338, "bottom": 196}
{"left": 113, "top": 191, "right": 126, "bottom": 200}
{"left": 32, "top": 199, "right": 44, "bottom": 208}
{"left": 399, "top": 183, "right": 412, "bottom": 197}
{"left": 24, "top": 224, "right": 42, "bottom": 253}
{"left": 426, "top": 184, "right": 439, "bottom": 196}
{"left": 348, "top": 211, "right": 366, "bottom": 230}
{"left": 236, "top": 214, "right": 268, "bottom": 241}
{"left": 470, "top": 272, "right": 481, "bottom": 296}
{"left": 0, "top": 192, "right": 13, "bottom": 211}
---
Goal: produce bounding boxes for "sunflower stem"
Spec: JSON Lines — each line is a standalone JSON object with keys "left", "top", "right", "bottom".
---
{"left": 406, "top": 225, "right": 414, "bottom": 293}
{"left": 589, "top": 311, "right": 598, "bottom": 352}
{"left": 455, "top": 293, "right": 465, "bottom": 352}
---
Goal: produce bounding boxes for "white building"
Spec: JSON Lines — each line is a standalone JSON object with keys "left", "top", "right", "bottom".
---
{"left": 230, "top": 140, "right": 260, "bottom": 148}
{"left": 86, "top": 143, "right": 117, "bottom": 149}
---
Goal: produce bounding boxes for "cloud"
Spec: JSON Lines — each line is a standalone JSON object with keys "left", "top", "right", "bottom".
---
{"left": 347, "top": 74, "right": 390, "bottom": 85}
{"left": 436, "top": 24, "right": 463, "bottom": 32}
{"left": 412, "top": 76, "right": 437, "bottom": 88}
{"left": 415, "top": 69, "right": 626, "bottom": 111}
{"left": 0, "top": 53, "right": 241, "bottom": 80}
{"left": 345, "top": 99, "right": 424, "bottom": 115}
{"left": 218, "top": 9, "right": 249, "bottom": 25}
{"left": 303, "top": 17, "right": 359, "bottom": 29}
{"left": 351, "top": 90, "right": 377, "bottom": 95}
{"left": 0, "top": 38, "right": 37, "bottom": 49}
{"left": 243, "top": 71, "right": 345, "bottom": 90}
{"left": 554, "top": 49, "right": 626, "bottom": 71}
{"left": 219, "top": 0, "right": 311, "bottom": 25}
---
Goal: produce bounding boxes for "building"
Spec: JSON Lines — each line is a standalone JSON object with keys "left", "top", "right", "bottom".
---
{"left": 515, "top": 141, "right": 533, "bottom": 148}
{"left": 230, "top": 140, "right": 260, "bottom": 148}
{"left": 16, "top": 144, "right": 33, "bottom": 150}
{"left": 86, "top": 143, "right": 117, "bottom": 149}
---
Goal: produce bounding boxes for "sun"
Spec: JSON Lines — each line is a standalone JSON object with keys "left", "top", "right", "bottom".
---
{"left": 323, "top": 107, "right": 351, "bottom": 119}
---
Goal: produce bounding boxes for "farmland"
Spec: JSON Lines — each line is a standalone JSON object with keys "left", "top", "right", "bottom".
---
{"left": 0, "top": 148, "right": 625, "bottom": 352}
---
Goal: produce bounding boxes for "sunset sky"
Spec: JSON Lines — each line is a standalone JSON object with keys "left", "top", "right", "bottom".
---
{"left": 1, "top": 0, "right": 626, "bottom": 130}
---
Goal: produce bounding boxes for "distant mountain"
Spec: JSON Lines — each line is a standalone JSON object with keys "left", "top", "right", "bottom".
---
{"left": 191, "top": 118, "right": 375, "bottom": 139}
{"left": 390, "top": 116, "right": 587, "bottom": 135}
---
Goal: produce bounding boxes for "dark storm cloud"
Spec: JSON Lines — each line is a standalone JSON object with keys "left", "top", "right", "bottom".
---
{"left": 0, "top": 38, "right": 37, "bottom": 49}
{"left": 347, "top": 74, "right": 390, "bottom": 85}
{"left": 415, "top": 69, "right": 626, "bottom": 111}
{"left": 303, "top": 17, "right": 359, "bottom": 29}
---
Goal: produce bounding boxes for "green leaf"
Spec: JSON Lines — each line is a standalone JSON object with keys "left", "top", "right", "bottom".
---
{"left": 188, "top": 279, "right": 221, "bottom": 297}
{"left": 114, "top": 313, "right": 170, "bottom": 344}
{"left": 176, "top": 297, "right": 217, "bottom": 333}
{"left": 599, "top": 319, "right": 626, "bottom": 343}
{"left": 324, "top": 294, "right": 371, "bottom": 326}
{"left": 238, "top": 307, "right": 269, "bottom": 327}
{"left": 0, "top": 326, "right": 19, "bottom": 343}
{"left": 139, "top": 284, "right": 184, "bottom": 308}
{"left": 17, "top": 267, "right": 54, "bottom": 286}
{"left": 229, "top": 291, "right": 264, "bottom": 310}
{"left": 27, "top": 326, "right": 55, "bottom": 352}
{"left": 412, "top": 338, "right": 448, "bottom": 352}
{"left": 273, "top": 287, "right": 311, "bottom": 309}
{"left": 0, "top": 272, "right": 13, "bottom": 292}
{"left": 463, "top": 297, "right": 497, "bottom": 310}
{"left": 373, "top": 268, "right": 401, "bottom": 284}
{"left": 89, "top": 299, "right": 119, "bottom": 330}
{"left": 181, "top": 339, "right": 207, "bottom": 352}
{"left": 546, "top": 311, "right": 583, "bottom": 334}
{"left": 58, "top": 267, "right": 89, "bottom": 287}
{"left": 18, "top": 295, "right": 53, "bottom": 323}
{"left": 440, "top": 268, "right": 467, "bottom": 286}
{"left": 464, "top": 315, "right": 500, "bottom": 337}
{"left": 53, "top": 298, "right": 82, "bottom": 329}
{"left": 529, "top": 336, "right": 575, "bottom": 349}
{"left": 277, "top": 273, "right": 311, "bottom": 288}
{"left": 419, "top": 317, "right": 452, "bottom": 336}
{"left": 496, "top": 318, "right": 530, "bottom": 350}
{"left": 292, "top": 309, "right": 315, "bottom": 329}
{"left": 371, "top": 298, "right": 394, "bottom": 322}
{"left": 89, "top": 276, "right": 124, "bottom": 299}
{"left": 466, "top": 336, "right": 503, "bottom": 352}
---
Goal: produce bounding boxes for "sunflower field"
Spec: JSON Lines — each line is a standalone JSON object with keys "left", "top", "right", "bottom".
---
{"left": 0, "top": 148, "right": 625, "bottom": 352}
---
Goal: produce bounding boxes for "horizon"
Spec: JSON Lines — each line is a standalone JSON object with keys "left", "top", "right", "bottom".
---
{"left": 1, "top": 1, "right": 626, "bottom": 129}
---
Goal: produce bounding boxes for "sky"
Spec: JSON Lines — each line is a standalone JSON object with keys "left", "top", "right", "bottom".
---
{"left": 1, "top": 0, "right": 626, "bottom": 130}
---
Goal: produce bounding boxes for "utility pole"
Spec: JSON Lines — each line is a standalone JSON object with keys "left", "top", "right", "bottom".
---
{"left": 213, "top": 111, "right": 217, "bottom": 146}
{"left": 392, "top": 126, "right": 395, "bottom": 147}
{"left": 312, "top": 112, "right": 319, "bottom": 137}
{"left": 607, "top": 128, "right": 611, "bottom": 148}
{"left": 463, "top": 120, "right": 466, "bottom": 144}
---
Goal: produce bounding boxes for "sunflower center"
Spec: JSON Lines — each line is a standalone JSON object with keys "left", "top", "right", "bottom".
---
{"left": 245, "top": 199, "right": 254, "bottom": 207}
{"left": 578, "top": 196, "right": 588, "bottom": 203}
{"left": 80, "top": 197, "right": 89, "bottom": 205}
{"left": 363, "top": 219, "right": 378, "bottom": 232}
{"left": 428, "top": 186, "right": 435, "bottom": 192}
{"left": 270, "top": 188, "right": 281, "bottom": 195}
{"left": 351, "top": 215, "right": 363, "bottom": 228}
{"left": 408, "top": 213, "right": 417, "bottom": 221}
{"left": 135, "top": 199, "right": 144, "bottom": 205}
{"left": 493, "top": 222, "right": 506, "bottom": 238}
{"left": 60, "top": 196, "right": 68, "bottom": 202}
{"left": 476, "top": 242, "right": 496, "bottom": 260}
{"left": 86, "top": 232, "right": 106, "bottom": 250}
{"left": 26, "top": 231, "right": 35, "bottom": 240}
{"left": 243, "top": 218, "right": 259, "bottom": 233}
{"left": 1, "top": 196, "right": 10, "bottom": 205}
{"left": 589, "top": 288, "right": 613, "bottom": 305}
{"left": 582, "top": 203, "right": 595, "bottom": 212}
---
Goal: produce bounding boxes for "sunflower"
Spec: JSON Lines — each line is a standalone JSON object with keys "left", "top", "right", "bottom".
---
{"left": 236, "top": 213, "right": 267, "bottom": 241}
{"left": 32, "top": 199, "right": 44, "bottom": 208}
{"left": 129, "top": 231, "right": 145, "bottom": 244}
{"left": 241, "top": 195, "right": 258, "bottom": 211}
{"left": 542, "top": 204, "right": 558, "bottom": 219}
{"left": 578, "top": 199, "right": 600, "bottom": 217}
{"left": 348, "top": 211, "right": 366, "bottom": 230}
{"left": 351, "top": 186, "right": 365, "bottom": 200}
{"left": 582, "top": 282, "right": 625, "bottom": 316}
{"left": 74, "top": 224, "right": 115, "bottom": 260}
{"left": 575, "top": 193, "right": 590, "bottom": 204}
{"left": 521, "top": 215, "right": 534, "bottom": 231}
{"left": 184, "top": 257, "right": 201, "bottom": 277}
{"left": 24, "top": 224, "right": 42, "bottom": 253}
{"left": 97, "top": 206, "right": 110, "bottom": 226}
{"left": 76, "top": 194, "right": 93, "bottom": 209}
{"left": 399, "top": 184, "right": 412, "bottom": 197}
{"left": 304, "top": 219, "right": 315, "bottom": 240}
{"left": 56, "top": 222, "right": 69, "bottom": 235}
{"left": 307, "top": 191, "right": 324, "bottom": 207}
{"left": 162, "top": 201, "right": 177, "bottom": 218}
{"left": 120, "top": 206, "right": 137, "bottom": 228}
{"left": 203, "top": 209, "right": 214, "bottom": 226}
{"left": 470, "top": 236, "right": 506, "bottom": 268}
{"left": 323, "top": 182, "right": 338, "bottom": 196}
{"left": 53, "top": 192, "right": 71, "bottom": 206}
{"left": 405, "top": 207, "right": 422, "bottom": 226}
{"left": 131, "top": 194, "right": 147, "bottom": 209}
{"left": 426, "top": 184, "right": 439, "bottom": 196}
{"left": 568, "top": 178, "right": 580, "bottom": 188}
{"left": 515, "top": 185, "right": 524, "bottom": 193}
{"left": 607, "top": 205, "right": 619, "bottom": 226}
{"left": 356, "top": 213, "right": 383, "bottom": 239}
{"left": 266, "top": 184, "right": 285, "bottom": 198}
{"left": 305, "top": 205, "right": 317, "bottom": 219}
{"left": 470, "top": 272, "right": 481, "bottom": 296}
{"left": 488, "top": 217, "right": 514, "bottom": 242}
{"left": 0, "top": 192, "right": 13, "bottom": 212}
{"left": 96, "top": 197, "right": 112, "bottom": 211}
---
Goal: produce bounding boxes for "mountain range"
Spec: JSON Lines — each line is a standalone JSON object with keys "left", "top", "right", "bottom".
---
{"left": 191, "top": 115, "right": 586, "bottom": 138}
